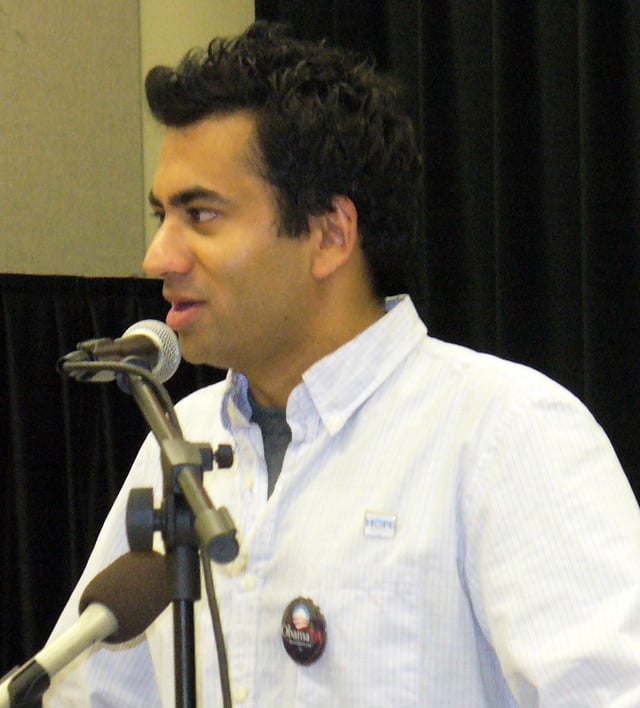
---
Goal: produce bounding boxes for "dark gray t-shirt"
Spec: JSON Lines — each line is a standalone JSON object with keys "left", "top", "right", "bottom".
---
{"left": 248, "top": 390, "right": 292, "bottom": 496}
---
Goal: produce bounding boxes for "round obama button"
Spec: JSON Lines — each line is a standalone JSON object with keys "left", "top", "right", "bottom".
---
{"left": 281, "top": 597, "right": 327, "bottom": 665}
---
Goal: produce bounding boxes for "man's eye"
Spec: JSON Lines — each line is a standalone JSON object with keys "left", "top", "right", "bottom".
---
{"left": 189, "top": 208, "right": 217, "bottom": 224}
{"left": 151, "top": 211, "right": 165, "bottom": 224}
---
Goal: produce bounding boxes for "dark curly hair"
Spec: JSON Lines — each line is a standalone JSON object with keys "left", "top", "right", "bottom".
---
{"left": 145, "top": 21, "right": 422, "bottom": 299}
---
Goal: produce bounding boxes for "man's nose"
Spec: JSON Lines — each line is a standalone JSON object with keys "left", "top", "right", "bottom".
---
{"left": 142, "top": 221, "right": 192, "bottom": 278}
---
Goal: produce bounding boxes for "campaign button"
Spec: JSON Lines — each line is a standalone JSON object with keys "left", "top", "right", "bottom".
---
{"left": 281, "top": 597, "right": 327, "bottom": 665}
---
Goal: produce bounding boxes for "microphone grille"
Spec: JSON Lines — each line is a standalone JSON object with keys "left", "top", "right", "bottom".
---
{"left": 122, "top": 319, "right": 181, "bottom": 382}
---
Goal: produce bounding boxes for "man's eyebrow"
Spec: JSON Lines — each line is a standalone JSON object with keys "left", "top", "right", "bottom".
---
{"left": 148, "top": 187, "right": 231, "bottom": 209}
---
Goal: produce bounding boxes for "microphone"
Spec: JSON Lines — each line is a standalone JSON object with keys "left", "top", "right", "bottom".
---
{"left": 59, "top": 319, "right": 181, "bottom": 384}
{"left": 0, "top": 551, "right": 167, "bottom": 708}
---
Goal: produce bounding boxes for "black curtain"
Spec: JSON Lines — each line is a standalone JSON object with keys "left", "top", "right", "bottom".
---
{"left": 256, "top": 0, "right": 640, "bottom": 483}
{"left": 0, "top": 274, "right": 222, "bottom": 672}
{"left": 2, "top": 0, "right": 639, "bottom": 674}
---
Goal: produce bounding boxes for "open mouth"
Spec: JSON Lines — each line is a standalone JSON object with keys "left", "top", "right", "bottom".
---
{"left": 173, "top": 300, "right": 198, "bottom": 311}
{"left": 165, "top": 298, "right": 205, "bottom": 330}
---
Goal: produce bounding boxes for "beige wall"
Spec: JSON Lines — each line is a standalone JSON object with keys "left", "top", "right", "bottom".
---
{"left": 0, "top": 0, "right": 254, "bottom": 277}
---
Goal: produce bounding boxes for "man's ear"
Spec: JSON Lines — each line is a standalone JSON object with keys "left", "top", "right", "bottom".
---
{"left": 310, "top": 195, "right": 359, "bottom": 280}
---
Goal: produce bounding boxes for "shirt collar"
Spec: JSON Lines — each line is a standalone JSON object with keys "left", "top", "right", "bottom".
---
{"left": 222, "top": 295, "right": 426, "bottom": 435}
{"left": 299, "top": 295, "right": 426, "bottom": 434}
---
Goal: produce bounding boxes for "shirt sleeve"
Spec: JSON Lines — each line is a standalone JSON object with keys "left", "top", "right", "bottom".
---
{"left": 462, "top": 377, "right": 640, "bottom": 706}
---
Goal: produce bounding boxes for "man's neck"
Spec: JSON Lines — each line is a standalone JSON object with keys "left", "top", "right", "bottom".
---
{"left": 246, "top": 296, "right": 385, "bottom": 408}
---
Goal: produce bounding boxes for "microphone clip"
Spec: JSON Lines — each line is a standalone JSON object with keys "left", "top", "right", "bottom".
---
{"left": 127, "top": 439, "right": 238, "bottom": 566}
{"left": 56, "top": 349, "right": 116, "bottom": 383}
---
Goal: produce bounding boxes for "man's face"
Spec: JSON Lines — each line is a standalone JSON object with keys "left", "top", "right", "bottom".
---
{"left": 144, "top": 113, "right": 315, "bottom": 380}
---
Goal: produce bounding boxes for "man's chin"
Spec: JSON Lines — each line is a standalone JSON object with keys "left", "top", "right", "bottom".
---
{"left": 178, "top": 337, "right": 226, "bottom": 370}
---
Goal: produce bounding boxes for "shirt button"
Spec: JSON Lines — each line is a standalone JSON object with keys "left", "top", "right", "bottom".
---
{"left": 233, "top": 686, "right": 249, "bottom": 703}
{"left": 242, "top": 574, "right": 257, "bottom": 591}
{"left": 244, "top": 473, "right": 255, "bottom": 491}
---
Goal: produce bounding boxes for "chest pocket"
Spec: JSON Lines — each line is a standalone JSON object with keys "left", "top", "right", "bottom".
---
{"left": 289, "top": 562, "right": 421, "bottom": 707}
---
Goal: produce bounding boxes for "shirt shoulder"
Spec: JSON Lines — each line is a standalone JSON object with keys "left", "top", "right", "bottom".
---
{"left": 399, "top": 334, "right": 584, "bottom": 428}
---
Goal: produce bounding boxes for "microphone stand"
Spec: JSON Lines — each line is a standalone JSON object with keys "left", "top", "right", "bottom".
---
{"left": 123, "top": 370, "right": 237, "bottom": 708}
{"left": 58, "top": 356, "right": 238, "bottom": 707}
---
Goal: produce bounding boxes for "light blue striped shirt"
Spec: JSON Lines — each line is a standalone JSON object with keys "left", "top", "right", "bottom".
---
{"left": 46, "top": 295, "right": 640, "bottom": 706}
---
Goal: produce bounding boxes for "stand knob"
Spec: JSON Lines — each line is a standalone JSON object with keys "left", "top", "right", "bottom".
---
{"left": 127, "top": 487, "right": 156, "bottom": 552}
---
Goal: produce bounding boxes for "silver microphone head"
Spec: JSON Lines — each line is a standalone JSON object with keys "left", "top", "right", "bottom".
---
{"left": 122, "top": 319, "right": 181, "bottom": 383}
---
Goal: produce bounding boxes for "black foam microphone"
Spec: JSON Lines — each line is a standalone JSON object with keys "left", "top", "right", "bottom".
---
{"left": 0, "top": 551, "right": 167, "bottom": 707}
{"left": 59, "top": 319, "right": 181, "bottom": 384}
